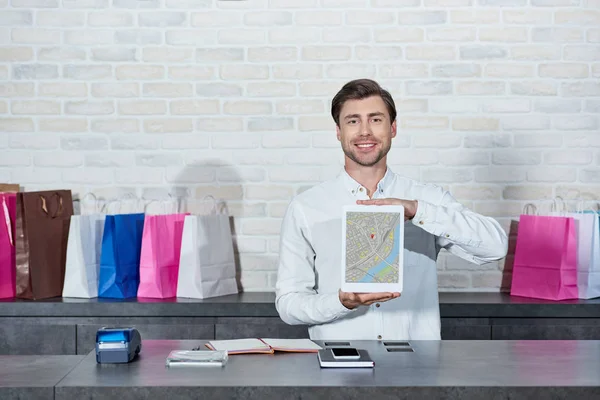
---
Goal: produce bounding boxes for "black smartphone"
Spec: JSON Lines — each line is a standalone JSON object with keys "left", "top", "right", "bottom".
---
{"left": 330, "top": 347, "right": 360, "bottom": 359}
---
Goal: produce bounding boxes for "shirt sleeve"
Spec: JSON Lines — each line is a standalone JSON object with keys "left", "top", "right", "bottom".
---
{"left": 275, "top": 200, "right": 355, "bottom": 326}
{"left": 411, "top": 189, "right": 508, "bottom": 264}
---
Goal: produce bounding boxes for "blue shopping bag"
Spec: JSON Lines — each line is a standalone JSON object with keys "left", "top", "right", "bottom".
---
{"left": 98, "top": 213, "right": 145, "bottom": 298}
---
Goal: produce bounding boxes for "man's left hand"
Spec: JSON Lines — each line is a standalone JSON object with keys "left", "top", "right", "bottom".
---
{"left": 356, "top": 198, "right": 418, "bottom": 221}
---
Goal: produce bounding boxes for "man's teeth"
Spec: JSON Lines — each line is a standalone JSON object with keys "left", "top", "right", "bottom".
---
{"left": 357, "top": 144, "right": 375, "bottom": 148}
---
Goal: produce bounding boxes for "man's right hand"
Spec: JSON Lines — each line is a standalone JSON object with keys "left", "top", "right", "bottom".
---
{"left": 339, "top": 290, "right": 400, "bottom": 310}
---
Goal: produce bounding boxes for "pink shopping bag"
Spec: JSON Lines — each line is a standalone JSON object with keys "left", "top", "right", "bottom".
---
{"left": 0, "top": 193, "right": 17, "bottom": 298}
{"left": 511, "top": 214, "right": 578, "bottom": 300}
{"left": 137, "top": 213, "right": 188, "bottom": 298}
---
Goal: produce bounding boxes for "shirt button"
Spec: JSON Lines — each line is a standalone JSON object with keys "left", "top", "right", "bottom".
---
{"left": 359, "top": 187, "right": 364, "bottom": 192}
{"left": 375, "top": 303, "right": 380, "bottom": 308}
{"left": 377, "top": 335, "right": 382, "bottom": 340}
{"left": 419, "top": 220, "right": 424, "bottom": 225}
{"left": 352, "top": 190, "right": 355, "bottom": 194}
{"left": 445, "top": 234, "right": 450, "bottom": 238}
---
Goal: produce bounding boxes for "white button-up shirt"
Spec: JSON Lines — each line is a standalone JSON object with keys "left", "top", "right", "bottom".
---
{"left": 275, "top": 168, "right": 508, "bottom": 341}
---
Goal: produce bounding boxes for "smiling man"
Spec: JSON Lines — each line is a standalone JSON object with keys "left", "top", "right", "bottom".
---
{"left": 275, "top": 79, "right": 508, "bottom": 341}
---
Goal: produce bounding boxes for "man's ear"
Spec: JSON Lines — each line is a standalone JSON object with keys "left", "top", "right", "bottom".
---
{"left": 391, "top": 120, "right": 397, "bottom": 138}
{"left": 336, "top": 124, "right": 341, "bottom": 141}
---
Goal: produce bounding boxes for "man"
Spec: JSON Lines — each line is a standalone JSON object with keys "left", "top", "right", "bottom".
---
{"left": 275, "top": 79, "right": 508, "bottom": 341}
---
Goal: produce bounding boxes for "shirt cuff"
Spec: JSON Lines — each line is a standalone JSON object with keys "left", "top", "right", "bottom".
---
{"left": 327, "top": 293, "right": 356, "bottom": 318}
{"left": 412, "top": 199, "right": 436, "bottom": 228}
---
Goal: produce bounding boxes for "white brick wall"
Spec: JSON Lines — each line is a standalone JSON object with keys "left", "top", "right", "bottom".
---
{"left": 1, "top": 1, "right": 599, "bottom": 292}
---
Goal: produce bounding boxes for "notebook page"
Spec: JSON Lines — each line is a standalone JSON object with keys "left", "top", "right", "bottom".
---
{"left": 260, "top": 338, "right": 322, "bottom": 351}
{"left": 206, "top": 338, "right": 271, "bottom": 352}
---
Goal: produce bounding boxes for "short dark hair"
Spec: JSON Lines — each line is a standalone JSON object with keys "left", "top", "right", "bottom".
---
{"left": 331, "top": 79, "right": 397, "bottom": 127}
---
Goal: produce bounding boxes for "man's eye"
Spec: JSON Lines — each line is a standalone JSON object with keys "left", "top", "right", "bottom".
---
{"left": 347, "top": 119, "right": 357, "bottom": 124}
{"left": 372, "top": 118, "right": 382, "bottom": 122}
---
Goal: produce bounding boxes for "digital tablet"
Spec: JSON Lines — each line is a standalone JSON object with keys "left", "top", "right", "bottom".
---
{"left": 341, "top": 205, "right": 404, "bottom": 293}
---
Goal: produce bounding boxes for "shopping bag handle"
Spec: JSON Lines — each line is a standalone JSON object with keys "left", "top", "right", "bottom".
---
{"left": 40, "top": 192, "right": 64, "bottom": 219}
{"left": 1, "top": 196, "right": 12, "bottom": 246}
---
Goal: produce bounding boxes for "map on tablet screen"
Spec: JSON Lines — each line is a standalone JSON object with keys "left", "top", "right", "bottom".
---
{"left": 341, "top": 205, "right": 404, "bottom": 293}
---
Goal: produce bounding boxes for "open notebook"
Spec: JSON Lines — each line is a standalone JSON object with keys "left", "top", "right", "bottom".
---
{"left": 205, "top": 338, "right": 322, "bottom": 355}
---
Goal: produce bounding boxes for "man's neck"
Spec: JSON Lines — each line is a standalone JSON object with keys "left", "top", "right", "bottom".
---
{"left": 344, "top": 161, "right": 387, "bottom": 198}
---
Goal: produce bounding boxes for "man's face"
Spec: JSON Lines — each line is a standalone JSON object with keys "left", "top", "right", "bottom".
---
{"left": 336, "top": 95, "right": 397, "bottom": 168}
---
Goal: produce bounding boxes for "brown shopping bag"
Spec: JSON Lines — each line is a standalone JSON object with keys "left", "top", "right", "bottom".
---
{"left": 15, "top": 190, "right": 73, "bottom": 299}
{"left": 0, "top": 184, "right": 19, "bottom": 192}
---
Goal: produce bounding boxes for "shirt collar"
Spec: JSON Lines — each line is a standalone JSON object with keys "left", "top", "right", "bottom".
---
{"left": 339, "top": 167, "right": 395, "bottom": 197}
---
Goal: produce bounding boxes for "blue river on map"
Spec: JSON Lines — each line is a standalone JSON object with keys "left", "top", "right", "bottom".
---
{"left": 359, "top": 223, "right": 400, "bottom": 283}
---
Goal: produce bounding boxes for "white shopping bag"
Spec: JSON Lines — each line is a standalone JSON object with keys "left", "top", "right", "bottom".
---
{"left": 577, "top": 210, "right": 600, "bottom": 299}
{"left": 177, "top": 198, "right": 238, "bottom": 299}
{"left": 62, "top": 194, "right": 106, "bottom": 298}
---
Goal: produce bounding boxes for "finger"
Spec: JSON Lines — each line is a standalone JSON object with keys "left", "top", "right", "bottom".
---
{"left": 356, "top": 199, "right": 396, "bottom": 205}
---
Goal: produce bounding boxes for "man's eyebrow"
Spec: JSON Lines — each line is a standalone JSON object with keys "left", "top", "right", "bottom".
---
{"left": 343, "top": 112, "right": 386, "bottom": 120}
{"left": 343, "top": 113, "right": 361, "bottom": 120}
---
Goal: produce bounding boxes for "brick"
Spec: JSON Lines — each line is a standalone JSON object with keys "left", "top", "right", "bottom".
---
{"left": 299, "top": 82, "right": 341, "bottom": 97}
{"left": 85, "top": 154, "right": 134, "bottom": 168}
{"left": 555, "top": 10, "right": 600, "bottom": 25}
{"left": 0, "top": 102, "right": 7, "bottom": 113}
{"left": 427, "top": 27, "right": 476, "bottom": 42}
{"left": 425, "top": 0, "right": 472, "bottom": 5}
{"left": 0, "top": 152, "right": 31, "bottom": 167}
{"left": 374, "top": 28, "right": 424, "bottom": 43}
{"left": 212, "top": 134, "right": 260, "bottom": 149}
{"left": 244, "top": 11, "right": 291, "bottom": 26}
{"left": 514, "top": 133, "right": 562, "bottom": 148}
{"left": 302, "top": 46, "right": 350, "bottom": 61}
{"left": 196, "top": 48, "right": 244, "bottom": 62}
{"left": 528, "top": 167, "right": 577, "bottom": 182}
{"left": 166, "top": 30, "right": 217, "bottom": 46}
{"left": 298, "top": 116, "right": 334, "bottom": 132}
{"left": 286, "top": 150, "right": 342, "bottom": 165}
{"left": 475, "top": 167, "right": 525, "bottom": 183}
{"left": 139, "top": 12, "right": 186, "bottom": 27}
{"left": 239, "top": 271, "right": 269, "bottom": 291}
{"left": 219, "top": 167, "right": 265, "bottom": 183}
{"left": 191, "top": 11, "right": 242, "bottom": 27}
{"left": 482, "top": 99, "right": 530, "bottom": 113}
{"left": 270, "top": 0, "right": 318, "bottom": 7}
{"left": 116, "top": 65, "right": 164, "bottom": 80}
{"left": 166, "top": 0, "right": 210, "bottom": 7}
{"left": 65, "top": 30, "right": 113, "bottom": 45}
{"left": 1, "top": 11, "right": 32, "bottom": 27}
{"left": 311, "top": 133, "right": 339, "bottom": 148}
{"left": 0, "top": 47, "right": 32, "bottom": 61}
{"left": 38, "top": 47, "right": 86, "bottom": 61}
{"left": 556, "top": 185, "right": 600, "bottom": 201}
{"left": 10, "top": 133, "right": 57, "bottom": 148}
{"left": 589, "top": 29, "right": 600, "bottom": 43}
{"left": 196, "top": 118, "right": 243, "bottom": 132}
{"left": 246, "top": 185, "right": 293, "bottom": 200}
{"left": 91, "top": 119, "right": 139, "bottom": 133}
{"left": 170, "top": 100, "right": 219, "bottom": 115}
{"left": 422, "top": 168, "right": 473, "bottom": 183}
{"left": 464, "top": 134, "right": 511, "bottom": 148}
{"left": 485, "top": 64, "right": 533, "bottom": 78}
{"left": 406, "top": 81, "right": 453, "bottom": 96}
{"left": 297, "top": 11, "right": 342, "bottom": 26}
{"left": 396, "top": 99, "right": 428, "bottom": 113}
{"left": 91, "top": 83, "right": 138, "bottom": 98}
{"left": 162, "top": 134, "right": 208, "bottom": 149}
{"left": 532, "top": 28, "right": 582, "bottom": 43}
{"left": 480, "top": 27, "right": 528, "bottom": 43}
{"left": 445, "top": 255, "right": 498, "bottom": 272}
{"left": 246, "top": 82, "right": 295, "bottom": 97}
{"left": 460, "top": 45, "right": 507, "bottom": 60}
{"left": 143, "top": 47, "right": 192, "bottom": 62}
{"left": 346, "top": 10, "right": 394, "bottom": 25}
{"left": 219, "top": 29, "right": 266, "bottom": 45}
{"left": 593, "top": 64, "right": 600, "bottom": 78}
{"left": 387, "top": 150, "right": 438, "bottom": 165}
{"left": 233, "top": 150, "right": 285, "bottom": 165}
{"left": 450, "top": 10, "right": 499, "bottom": 24}
{"left": 249, "top": 47, "right": 297, "bottom": 62}
{"left": 63, "top": 65, "right": 111, "bottom": 80}
{"left": 220, "top": 65, "right": 268, "bottom": 80}
{"left": 502, "top": 186, "right": 553, "bottom": 200}
{"left": 269, "top": 167, "right": 321, "bottom": 182}
{"left": 372, "top": 0, "right": 420, "bottom": 5}
{"left": 585, "top": 100, "right": 600, "bottom": 113}
{"left": 539, "top": 63, "right": 588, "bottom": 78}
{"left": 492, "top": 151, "right": 541, "bottom": 165}
{"left": 0, "top": 67, "right": 7, "bottom": 80}
{"left": 269, "top": 27, "right": 320, "bottom": 44}
{"left": 355, "top": 46, "right": 402, "bottom": 60}
{"left": 511, "top": 45, "right": 560, "bottom": 60}
{"left": 238, "top": 253, "right": 278, "bottom": 271}
{"left": 169, "top": 66, "right": 215, "bottom": 81}
{"left": 401, "top": 117, "right": 449, "bottom": 130}
{"left": 511, "top": 81, "right": 557, "bottom": 96}
{"left": 111, "top": 135, "right": 160, "bottom": 150}
{"left": 119, "top": 100, "right": 167, "bottom": 115}
{"left": 562, "top": 82, "right": 600, "bottom": 97}
{"left": 430, "top": 98, "right": 479, "bottom": 113}
{"left": 88, "top": 11, "right": 132, "bottom": 26}
{"left": 12, "top": 100, "right": 60, "bottom": 115}
{"left": 545, "top": 150, "right": 593, "bottom": 165}
{"left": 503, "top": 116, "right": 550, "bottom": 131}
{"left": 273, "top": 64, "right": 322, "bottom": 79}
{"left": 276, "top": 100, "right": 323, "bottom": 115}
{"left": 191, "top": 185, "right": 244, "bottom": 202}
{"left": 453, "top": 118, "right": 499, "bottom": 131}
{"left": 248, "top": 117, "right": 294, "bottom": 131}
{"left": 144, "top": 118, "right": 193, "bottom": 133}
{"left": 196, "top": 83, "right": 242, "bottom": 97}
{"left": 92, "top": 48, "right": 136, "bottom": 62}
{"left": 564, "top": 46, "right": 600, "bottom": 61}
{"left": 115, "top": 30, "right": 162, "bottom": 45}
{"left": 224, "top": 101, "right": 272, "bottom": 115}
{"left": 479, "top": 0, "right": 526, "bottom": 4}
{"left": 65, "top": 101, "right": 114, "bottom": 115}
{"left": 61, "top": 136, "right": 108, "bottom": 151}
{"left": 11, "top": 28, "right": 60, "bottom": 44}
{"left": 432, "top": 64, "right": 481, "bottom": 78}
{"left": 398, "top": 11, "right": 446, "bottom": 25}
{"left": 457, "top": 81, "right": 505, "bottom": 95}
{"left": 0, "top": 83, "right": 34, "bottom": 97}
{"left": 580, "top": 169, "right": 600, "bottom": 183}
{"left": 234, "top": 238, "right": 267, "bottom": 254}
{"left": 326, "top": 63, "right": 375, "bottom": 79}
{"left": 437, "top": 272, "right": 470, "bottom": 289}
{"left": 406, "top": 46, "right": 455, "bottom": 60}
{"left": 503, "top": 10, "right": 553, "bottom": 24}
{"left": 143, "top": 83, "right": 193, "bottom": 98}
{"left": 13, "top": 64, "right": 57, "bottom": 80}
{"left": 12, "top": 168, "right": 65, "bottom": 184}
{"left": 39, "top": 83, "right": 86, "bottom": 98}
{"left": 553, "top": 116, "right": 598, "bottom": 131}
{"left": 115, "top": 168, "right": 164, "bottom": 184}
{"left": 439, "top": 151, "right": 489, "bottom": 166}
{"left": 63, "top": 0, "right": 107, "bottom": 7}
{"left": 135, "top": 153, "right": 182, "bottom": 167}
{"left": 451, "top": 185, "right": 501, "bottom": 200}
{"left": 39, "top": 118, "right": 87, "bottom": 132}
{"left": 378, "top": 64, "right": 427, "bottom": 78}
{"left": 34, "top": 152, "right": 83, "bottom": 168}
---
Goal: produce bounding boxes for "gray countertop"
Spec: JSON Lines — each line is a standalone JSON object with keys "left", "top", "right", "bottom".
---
{"left": 2, "top": 292, "right": 600, "bottom": 318}
{"left": 0, "top": 355, "right": 84, "bottom": 400}
{"left": 52, "top": 339, "right": 600, "bottom": 399}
